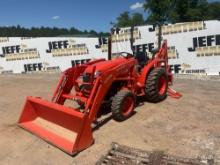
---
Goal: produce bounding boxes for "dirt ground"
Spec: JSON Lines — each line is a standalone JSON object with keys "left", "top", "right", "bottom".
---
{"left": 0, "top": 73, "right": 220, "bottom": 165}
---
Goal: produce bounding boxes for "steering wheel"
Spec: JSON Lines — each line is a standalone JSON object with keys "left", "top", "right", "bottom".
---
{"left": 118, "top": 52, "right": 134, "bottom": 58}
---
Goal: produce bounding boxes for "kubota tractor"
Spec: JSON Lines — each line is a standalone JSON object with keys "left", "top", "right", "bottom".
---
{"left": 18, "top": 31, "right": 181, "bottom": 155}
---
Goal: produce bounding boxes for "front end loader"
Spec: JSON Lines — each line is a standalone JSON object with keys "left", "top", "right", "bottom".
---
{"left": 18, "top": 57, "right": 139, "bottom": 155}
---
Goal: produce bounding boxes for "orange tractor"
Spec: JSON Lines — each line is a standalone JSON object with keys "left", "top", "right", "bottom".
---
{"left": 18, "top": 31, "right": 181, "bottom": 155}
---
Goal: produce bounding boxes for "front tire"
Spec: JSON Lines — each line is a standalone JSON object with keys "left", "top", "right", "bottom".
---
{"left": 111, "top": 90, "right": 135, "bottom": 122}
{"left": 145, "top": 68, "right": 168, "bottom": 103}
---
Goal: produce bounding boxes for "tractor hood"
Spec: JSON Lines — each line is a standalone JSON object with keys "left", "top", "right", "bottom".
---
{"left": 84, "top": 57, "right": 131, "bottom": 74}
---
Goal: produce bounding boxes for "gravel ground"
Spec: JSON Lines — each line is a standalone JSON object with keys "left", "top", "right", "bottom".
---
{"left": 0, "top": 74, "right": 220, "bottom": 165}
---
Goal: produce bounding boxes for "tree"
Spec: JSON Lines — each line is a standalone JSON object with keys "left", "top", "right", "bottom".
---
{"left": 206, "top": 2, "right": 220, "bottom": 20}
{"left": 115, "top": 11, "right": 132, "bottom": 27}
{"left": 131, "top": 13, "right": 145, "bottom": 26}
{"left": 144, "top": 0, "right": 174, "bottom": 23}
{"left": 126, "top": 0, "right": 220, "bottom": 25}
{"left": 169, "top": 0, "right": 190, "bottom": 22}
{"left": 113, "top": 11, "right": 145, "bottom": 27}
{"left": 0, "top": 25, "right": 108, "bottom": 37}
{"left": 143, "top": 0, "right": 215, "bottom": 23}
{"left": 170, "top": 0, "right": 208, "bottom": 22}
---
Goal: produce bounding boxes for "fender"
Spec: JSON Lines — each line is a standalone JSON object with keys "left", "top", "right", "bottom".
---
{"left": 138, "top": 41, "right": 168, "bottom": 87}
{"left": 138, "top": 59, "right": 158, "bottom": 87}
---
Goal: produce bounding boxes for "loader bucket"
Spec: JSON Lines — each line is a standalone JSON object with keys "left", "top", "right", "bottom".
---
{"left": 18, "top": 96, "right": 93, "bottom": 155}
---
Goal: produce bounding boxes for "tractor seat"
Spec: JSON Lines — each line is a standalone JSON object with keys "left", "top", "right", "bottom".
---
{"left": 135, "top": 52, "right": 149, "bottom": 68}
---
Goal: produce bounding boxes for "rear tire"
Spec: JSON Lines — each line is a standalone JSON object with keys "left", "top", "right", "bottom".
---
{"left": 111, "top": 90, "right": 135, "bottom": 122}
{"left": 145, "top": 68, "right": 168, "bottom": 103}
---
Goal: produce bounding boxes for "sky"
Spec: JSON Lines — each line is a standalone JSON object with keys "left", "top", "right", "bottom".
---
{"left": 0, "top": 0, "right": 218, "bottom": 32}
{"left": 0, "top": 0, "right": 146, "bottom": 32}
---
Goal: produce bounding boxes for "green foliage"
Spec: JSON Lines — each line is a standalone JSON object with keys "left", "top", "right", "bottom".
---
{"left": 113, "top": 11, "right": 145, "bottom": 27}
{"left": 0, "top": 26, "right": 109, "bottom": 37}
{"left": 206, "top": 2, "right": 220, "bottom": 20}
{"left": 114, "top": 0, "right": 220, "bottom": 28}
{"left": 115, "top": 11, "right": 131, "bottom": 27}
{"left": 169, "top": 0, "right": 209, "bottom": 23}
{"left": 131, "top": 13, "right": 145, "bottom": 26}
{"left": 144, "top": 0, "right": 220, "bottom": 23}
{"left": 144, "top": 0, "right": 174, "bottom": 23}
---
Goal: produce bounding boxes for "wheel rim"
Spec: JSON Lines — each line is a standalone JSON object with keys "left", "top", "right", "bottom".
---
{"left": 122, "top": 97, "right": 134, "bottom": 116}
{"left": 158, "top": 75, "right": 167, "bottom": 95}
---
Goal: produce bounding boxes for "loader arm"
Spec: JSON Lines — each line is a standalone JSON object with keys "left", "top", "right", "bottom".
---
{"left": 52, "top": 59, "right": 106, "bottom": 104}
